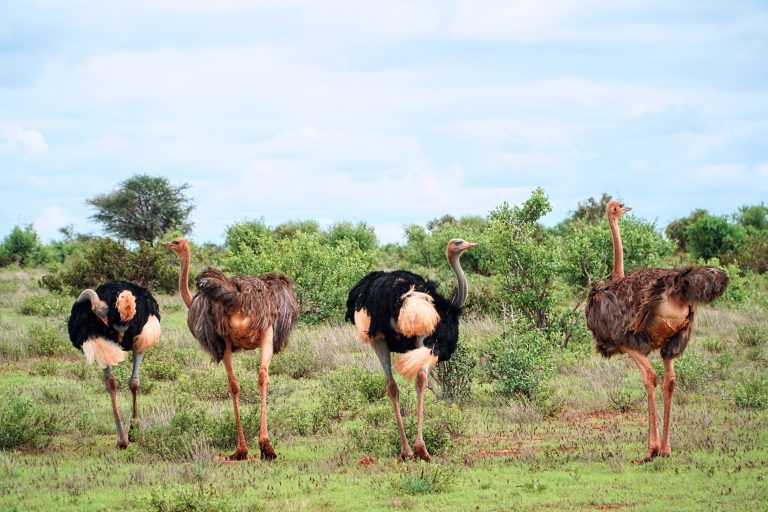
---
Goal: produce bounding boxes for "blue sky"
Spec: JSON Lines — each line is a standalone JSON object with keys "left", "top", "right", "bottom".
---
{"left": 1, "top": 0, "right": 766, "bottom": 244}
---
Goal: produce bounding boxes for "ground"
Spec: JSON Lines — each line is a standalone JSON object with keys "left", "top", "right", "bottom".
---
{"left": 0, "top": 269, "right": 766, "bottom": 511}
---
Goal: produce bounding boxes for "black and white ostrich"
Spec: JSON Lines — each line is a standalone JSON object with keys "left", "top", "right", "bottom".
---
{"left": 68, "top": 280, "right": 161, "bottom": 448}
{"left": 346, "top": 238, "right": 476, "bottom": 461}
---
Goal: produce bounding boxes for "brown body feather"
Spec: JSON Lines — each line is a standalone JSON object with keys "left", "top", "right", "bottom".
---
{"left": 189, "top": 267, "right": 298, "bottom": 361}
{"left": 586, "top": 266, "right": 728, "bottom": 360}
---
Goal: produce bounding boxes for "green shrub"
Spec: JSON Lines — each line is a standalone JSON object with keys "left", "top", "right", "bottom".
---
{"left": 685, "top": 214, "right": 744, "bottom": 262}
{"left": 136, "top": 405, "right": 210, "bottom": 460}
{"left": 398, "top": 466, "right": 455, "bottom": 495}
{"left": 317, "top": 366, "right": 386, "bottom": 421}
{"left": 0, "top": 389, "right": 58, "bottom": 449}
{"left": 651, "top": 353, "right": 714, "bottom": 392}
{"left": 434, "top": 342, "right": 477, "bottom": 403}
{"left": 734, "top": 377, "right": 768, "bottom": 410}
{"left": 19, "top": 293, "right": 69, "bottom": 317}
{"left": 27, "top": 322, "right": 69, "bottom": 357}
{"left": 702, "top": 337, "right": 726, "bottom": 354}
{"left": 40, "top": 238, "right": 178, "bottom": 295}
{"left": 483, "top": 330, "right": 556, "bottom": 398}
{"left": 608, "top": 387, "right": 642, "bottom": 413}
{"left": 147, "top": 484, "right": 235, "bottom": 512}
{"left": 267, "top": 336, "right": 332, "bottom": 379}
{"left": 737, "top": 324, "right": 768, "bottom": 347}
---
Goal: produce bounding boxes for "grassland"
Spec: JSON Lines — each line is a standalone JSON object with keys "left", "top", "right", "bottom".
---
{"left": 0, "top": 268, "right": 766, "bottom": 511}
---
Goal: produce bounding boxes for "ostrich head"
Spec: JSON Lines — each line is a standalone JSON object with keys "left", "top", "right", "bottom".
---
{"left": 77, "top": 289, "right": 109, "bottom": 326}
{"left": 605, "top": 200, "right": 631, "bottom": 220}
{"left": 446, "top": 238, "right": 477, "bottom": 260}
{"left": 161, "top": 237, "right": 191, "bottom": 257}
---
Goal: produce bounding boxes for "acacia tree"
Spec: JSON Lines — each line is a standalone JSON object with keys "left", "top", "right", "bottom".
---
{"left": 87, "top": 174, "right": 194, "bottom": 243}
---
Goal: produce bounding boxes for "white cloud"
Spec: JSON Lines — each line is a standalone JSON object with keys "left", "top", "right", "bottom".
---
{"left": 0, "top": 125, "right": 48, "bottom": 153}
{"left": 33, "top": 205, "right": 75, "bottom": 241}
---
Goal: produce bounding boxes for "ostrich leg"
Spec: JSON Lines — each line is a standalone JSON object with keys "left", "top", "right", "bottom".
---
{"left": 257, "top": 328, "right": 277, "bottom": 461}
{"left": 222, "top": 341, "right": 249, "bottom": 460}
{"left": 127, "top": 352, "right": 144, "bottom": 442}
{"left": 627, "top": 350, "right": 661, "bottom": 462}
{"left": 372, "top": 339, "right": 411, "bottom": 461}
{"left": 660, "top": 358, "right": 676, "bottom": 456}
{"left": 411, "top": 335, "right": 432, "bottom": 462}
{"left": 413, "top": 365, "right": 432, "bottom": 462}
{"left": 103, "top": 366, "right": 129, "bottom": 449}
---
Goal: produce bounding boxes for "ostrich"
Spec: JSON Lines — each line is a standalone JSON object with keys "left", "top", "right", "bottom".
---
{"left": 162, "top": 238, "right": 298, "bottom": 461}
{"left": 346, "top": 238, "right": 476, "bottom": 462}
{"left": 585, "top": 201, "right": 729, "bottom": 462}
{"left": 67, "top": 280, "right": 161, "bottom": 448}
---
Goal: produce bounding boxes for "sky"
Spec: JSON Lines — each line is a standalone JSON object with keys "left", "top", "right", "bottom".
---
{"left": 1, "top": 0, "right": 766, "bottom": 244}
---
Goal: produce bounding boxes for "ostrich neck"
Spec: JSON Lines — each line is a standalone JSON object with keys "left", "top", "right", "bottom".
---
{"left": 178, "top": 250, "right": 193, "bottom": 308}
{"left": 448, "top": 253, "right": 469, "bottom": 308}
{"left": 609, "top": 216, "right": 624, "bottom": 281}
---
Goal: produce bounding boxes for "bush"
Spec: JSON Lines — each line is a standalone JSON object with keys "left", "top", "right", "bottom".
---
{"left": 737, "top": 324, "right": 767, "bottom": 347}
{"left": 0, "top": 389, "right": 58, "bottom": 449}
{"left": 19, "top": 293, "right": 69, "bottom": 317}
{"left": 483, "top": 330, "right": 557, "bottom": 398}
{"left": 0, "top": 224, "right": 50, "bottom": 268}
{"left": 434, "top": 342, "right": 477, "bottom": 403}
{"left": 40, "top": 238, "right": 177, "bottom": 295}
{"left": 225, "top": 226, "right": 375, "bottom": 323}
{"left": 317, "top": 366, "right": 386, "bottom": 421}
{"left": 147, "top": 484, "right": 235, "bottom": 512}
{"left": 267, "top": 336, "right": 332, "bottom": 379}
{"left": 685, "top": 214, "right": 744, "bottom": 262}
{"left": 734, "top": 377, "right": 768, "bottom": 410}
{"left": 651, "top": 353, "right": 714, "bottom": 392}
{"left": 27, "top": 322, "right": 69, "bottom": 357}
{"left": 136, "top": 404, "right": 210, "bottom": 461}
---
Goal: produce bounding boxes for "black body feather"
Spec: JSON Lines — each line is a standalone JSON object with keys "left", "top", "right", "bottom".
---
{"left": 67, "top": 280, "right": 161, "bottom": 352}
{"left": 345, "top": 270, "right": 461, "bottom": 362}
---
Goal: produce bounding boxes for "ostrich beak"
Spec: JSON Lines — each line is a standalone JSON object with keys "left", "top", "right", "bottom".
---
{"left": 463, "top": 242, "right": 478, "bottom": 250}
{"left": 161, "top": 241, "right": 173, "bottom": 248}
{"left": 620, "top": 206, "right": 632, "bottom": 214}
{"left": 98, "top": 315, "right": 109, "bottom": 326}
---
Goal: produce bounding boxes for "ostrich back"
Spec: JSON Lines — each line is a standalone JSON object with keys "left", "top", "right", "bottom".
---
{"left": 345, "top": 270, "right": 462, "bottom": 361}
{"left": 68, "top": 280, "right": 161, "bottom": 352}
{"left": 188, "top": 267, "right": 298, "bottom": 362}
{"left": 586, "top": 266, "right": 728, "bottom": 359}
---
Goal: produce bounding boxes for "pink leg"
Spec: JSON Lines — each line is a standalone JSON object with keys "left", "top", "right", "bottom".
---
{"left": 257, "top": 329, "right": 276, "bottom": 461}
{"left": 626, "top": 350, "right": 660, "bottom": 462}
{"left": 660, "top": 358, "right": 676, "bottom": 456}
{"left": 222, "top": 342, "right": 249, "bottom": 460}
{"left": 104, "top": 368, "right": 128, "bottom": 449}
{"left": 412, "top": 367, "right": 432, "bottom": 462}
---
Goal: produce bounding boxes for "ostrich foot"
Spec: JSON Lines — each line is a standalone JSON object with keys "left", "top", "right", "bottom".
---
{"left": 635, "top": 446, "right": 660, "bottom": 463}
{"left": 659, "top": 446, "right": 671, "bottom": 457}
{"left": 259, "top": 439, "right": 277, "bottom": 461}
{"left": 397, "top": 447, "right": 413, "bottom": 462}
{"left": 221, "top": 448, "right": 249, "bottom": 461}
{"left": 412, "top": 441, "right": 432, "bottom": 462}
{"left": 117, "top": 439, "right": 129, "bottom": 450}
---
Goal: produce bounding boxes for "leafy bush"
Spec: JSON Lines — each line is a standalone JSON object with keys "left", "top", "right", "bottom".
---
{"left": 266, "top": 336, "right": 333, "bottom": 379}
{"left": 403, "top": 215, "right": 490, "bottom": 275}
{"left": 685, "top": 214, "right": 744, "bottom": 262}
{"left": 651, "top": 353, "right": 714, "bottom": 392}
{"left": 147, "top": 484, "right": 235, "bottom": 512}
{"left": 0, "top": 389, "right": 58, "bottom": 449}
{"left": 734, "top": 377, "right": 768, "bottom": 410}
{"left": 19, "top": 293, "right": 69, "bottom": 317}
{"left": 434, "top": 342, "right": 477, "bottom": 403}
{"left": 316, "top": 366, "right": 386, "bottom": 421}
{"left": 562, "top": 216, "right": 672, "bottom": 287}
{"left": 27, "top": 322, "right": 69, "bottom": 357}
{"left": 482, "top": 330, "right": 556, "bottom": 399}
{"left": 398, "top": 466, "right": 455, "bottom": 495}
{"left": 0, "top": 224, "right": 50, "bottom": 268}
{"left": 136, "top": 404, "right": 210, "bottom": 460}
{"left": 225, "top": 224, "right": 375, "bottom": 323}
{"left": 40, "top": 238, "right": 178, "bottom": 295}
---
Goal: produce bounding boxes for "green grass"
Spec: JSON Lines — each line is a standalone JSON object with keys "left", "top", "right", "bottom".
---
{"left": 0, "top": 269, "right": 766, "bottom": 511}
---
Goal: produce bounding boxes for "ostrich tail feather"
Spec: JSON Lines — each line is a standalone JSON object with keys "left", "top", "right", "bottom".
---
{"left": 82, "top": 337, "right": 128, "bottom": 369}
{"left": 394, "top": 347, "right": 438, "bottom": 380}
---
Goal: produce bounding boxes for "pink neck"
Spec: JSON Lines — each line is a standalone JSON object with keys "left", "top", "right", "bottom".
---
{"left": 609, "top": 216, "right": 624, "bottom": 281}
{"left": 178, "top": 250, "right": 193, "bottom": 308}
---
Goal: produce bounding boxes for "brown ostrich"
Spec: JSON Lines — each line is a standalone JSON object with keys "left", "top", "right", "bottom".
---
{"left": 163, "top": 238, "right": 298, "bottom": 461}
{"left": 345, "top": 239, "right": 476, "bottom": 461}
{"left": 585, "top": 201, "right": 729, "bottom": 462}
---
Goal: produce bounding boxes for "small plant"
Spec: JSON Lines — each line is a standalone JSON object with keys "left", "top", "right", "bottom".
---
{"left": 19, "top": 293, "right": 68, "bottom": 317}
{"left": 434, "top": 341, "right": 477, "bottom": 403}
{"left": 609, "top": 387, "right": 641, "bottom": 413}
{"left": 146, "top": 483, "right": 235, "bottom": 512}
{"left": 267, "top": 336, "right": 332, "bottom": 379}
{"left": 483, "top": 330, "right": 556, "bottom": 399}
{"left": 398, "top": 466, "right": 455, "bottom": 495}
{"left": 737, "top": 324, "right": 768, "bottom": 348}
{"left": 27, "top": 322, "right": 69, "bottom": 357}
{"left": 0, "top": 389, "right": 58, "bottom": 449}
{"left": 702, "top": 337, "right": 726, "bottom": 354}
{"left": 734, "top": 377, "right": 768, "bottom": 410}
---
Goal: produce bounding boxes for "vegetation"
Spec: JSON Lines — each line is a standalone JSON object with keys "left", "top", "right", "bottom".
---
{"left": 1, "top": 186, "right": 767, "bottom": 510}
{"left": 86, "top": 174, "right": 194, "bottom": 243}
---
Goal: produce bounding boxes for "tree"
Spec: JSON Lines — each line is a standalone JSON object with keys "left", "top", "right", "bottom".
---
{"left": 87, "top": 174, "right": 194, "bottom": 243}
{"left": 666, "top": 209, "right": 708, "bottom": 252}
{"left": 685, "top": 213, "right": 744, "bottom": 262}
{"left": 735, "top": 203, "right": 768, "bottom": 233}
{"left": 571, "top": 193, "right": 613, "bottom": 225}
{"left": 0, "top": 224, "right": 48, "bottom": 267}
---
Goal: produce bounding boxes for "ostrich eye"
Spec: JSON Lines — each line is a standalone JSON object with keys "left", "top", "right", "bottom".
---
{"left": 455, "top": 240, "right": 463, "bottom": 246}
